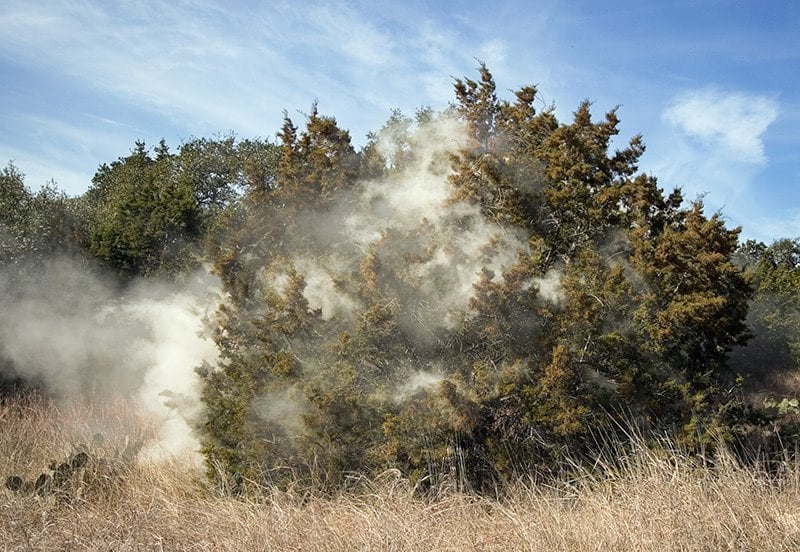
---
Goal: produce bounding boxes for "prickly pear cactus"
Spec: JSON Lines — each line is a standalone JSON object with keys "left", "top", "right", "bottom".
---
{"left": 4, "top": 433, "right": 143, "bottom": 501}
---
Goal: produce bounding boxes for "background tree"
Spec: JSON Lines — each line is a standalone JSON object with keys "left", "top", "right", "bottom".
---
{"left": 733, "top": 238, "right": 800, "bottom": 388}
{"left": 82, "top": 141, "right": 197, "bottom": 278}
{"left": 0, "top": 163, "right": 86, "bottom": 394}
{"left": 82, "top": 137, "right": 273, "bottom": 280}
{"left": 0, "top": 163, "right": 82, "bottom": 272}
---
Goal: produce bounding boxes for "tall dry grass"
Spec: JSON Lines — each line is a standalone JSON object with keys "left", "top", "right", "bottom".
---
{"left": 2, "top": 396, "right": 800, "bottom": 551}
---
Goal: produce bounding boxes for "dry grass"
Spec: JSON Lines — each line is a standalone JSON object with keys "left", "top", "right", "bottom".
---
{"left": 2, "top": 396, "right": 800, "bottom": 551}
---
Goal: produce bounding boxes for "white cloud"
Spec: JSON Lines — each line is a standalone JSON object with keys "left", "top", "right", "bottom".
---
{"left": 663, "top": 89, "right": 778, "bottom": 163}
{"left": 307, "top": 3, "right": 395, "bottom": 66}
{"left": 0, "top": 2, "right": 351, "bottom": 135}
{"left": 407, "top": 22, "right": 471, "bottom": 101}
{"left": 477, "top": 39, "right": 508, "bottom": 68}
{"left": 0, "top": 1, "right": 492, "bottom": 148}
{"left": 643, "top": 88, "right": 788, "bottom": 241}
{"left": 648, "top": 88, "right": 782, "bottom": 240}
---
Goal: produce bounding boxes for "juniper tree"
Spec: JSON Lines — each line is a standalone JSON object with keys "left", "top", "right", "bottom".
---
{"left": 198, "top": 67, "right": 756, "bottom": 492}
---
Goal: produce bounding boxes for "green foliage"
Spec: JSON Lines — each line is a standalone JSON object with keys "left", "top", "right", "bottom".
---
{"left": 0, "top": 163, "right": 82, "bottom": 271}
{"left": 81, "top": 137, "right": 277, "bottom": 279}
{"left": 730, "top": 238, "right": 800, "bottom": 407}
{"left": 82, "top": 141, "right": 200, "bottom": 277}
{"left": 631, "top": 205, "right": 750, "bottom": 379}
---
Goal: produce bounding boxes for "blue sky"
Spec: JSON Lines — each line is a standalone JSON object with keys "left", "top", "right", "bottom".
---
{"left": 0, "top": 0, "right": 797, "bottom": 242}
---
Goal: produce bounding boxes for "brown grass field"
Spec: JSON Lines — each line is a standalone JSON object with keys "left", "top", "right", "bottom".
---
{"left": 2, "top": 396, "right": 800, "bottom": 551}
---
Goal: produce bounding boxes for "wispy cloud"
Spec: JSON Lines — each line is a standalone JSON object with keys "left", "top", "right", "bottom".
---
{"left": 0, "top": 1, "right": 485, "bottom": 144}
{"left": 306, "top": 3, "right": 396, "bottom": 66}
{"left": 0, "top": 111, "right": 155, "bottom": 192}
{"left": 0, "top": 0, "right": 499, "bottom": 197}
{"left": 663, "top": 89, "right": 778, "bottom": 163}
{"left": 649, "top": 88, "right": 781, "bottom": 240}
{"left": 477, "top": 39, "right": 508, "bottom": 68}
